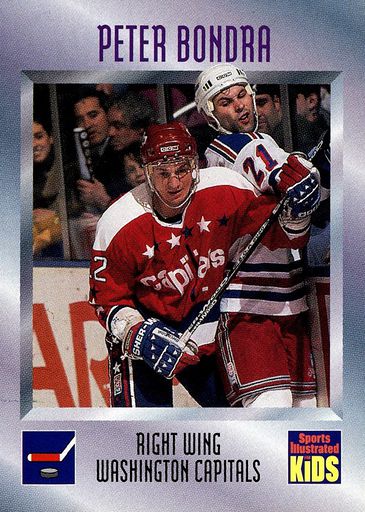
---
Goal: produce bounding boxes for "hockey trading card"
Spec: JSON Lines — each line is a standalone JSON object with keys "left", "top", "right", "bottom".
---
{"left": 1, "top": 1, "right": 364, "bottom": 511}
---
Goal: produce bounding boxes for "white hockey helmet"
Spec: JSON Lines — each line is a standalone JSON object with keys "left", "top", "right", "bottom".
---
{"left": 195, "top": 64, "right": 256, "bottom": 133}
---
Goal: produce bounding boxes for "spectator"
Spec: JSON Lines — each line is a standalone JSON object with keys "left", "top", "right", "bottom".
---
{"left": 66, "top": 87, "right": 132, "bottom": 259}
{"left": 255, "top": 84, "right": 284, "bottom": 147}
{"left": 320, "top": 85, "right": 330, "bottom": 123}
{"left": 293, "top": 85, "right": 330, "bottom": 267}
{"left": 292, "top": 84, "right": 329, "bottom": 155}
{"left": 33, "top": 117, "right": 63, "bottom": 257}
{"left": 73, "top": 87, "right": 109, "bottom": 154}
{"left": 306, "top": 130, "right": 331, "bottom": 267}
{"left": 107, "top": 91, "right": 156, "bottom": 152}
{"left": 122, "top": 142, "right": 146, "bottom": 189}
{"left": 71, "top": 87, "right": 129, "bottom": 211}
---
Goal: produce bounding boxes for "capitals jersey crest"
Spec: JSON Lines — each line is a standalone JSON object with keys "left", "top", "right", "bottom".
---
{"left": 89, "top": 167, "right": 307, "bottom": 345}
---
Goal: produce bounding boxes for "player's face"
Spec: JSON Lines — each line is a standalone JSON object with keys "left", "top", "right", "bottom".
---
{"left": 108, "top": 106, "right": 143, "bottom": 152}
{"left": 256, "top": 93, "right": 282, "bottom": 134}
{"left": 296, "top": 93, "right": 319, "bottom": 122}
{"left": 33, "top": 122, "right": 53, "bottom": 163}
{"left": 124, "top": 154, "right": 146, "bottom": 188}
{"left": 212, "top": 85, "right": 256, "bottom": 133}
{"left": 151, "top": 158, "right": 194, "bottom": 215}
{"left": 74, "top": 97, "right": 109, "bottom": 147}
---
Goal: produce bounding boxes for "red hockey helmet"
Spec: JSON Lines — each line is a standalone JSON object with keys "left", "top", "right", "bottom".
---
{"left": 141, "top": 122, "right": 199, "bottom": 210}
{"left": 141, "top": 121, "right": 197, "bottom": 164}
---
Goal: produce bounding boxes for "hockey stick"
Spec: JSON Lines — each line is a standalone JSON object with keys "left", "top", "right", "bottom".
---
{"left": 27, "top": 436, "right": 75, "bottom": 462}
{"left": 179, "top": 195, "right": 287, "bottom": 347}
{"left": 179, "top": 135, "right": 327, "bottom": 349}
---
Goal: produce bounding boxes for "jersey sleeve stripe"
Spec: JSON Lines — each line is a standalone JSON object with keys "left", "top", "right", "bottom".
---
{"left": 222, "top": 287, "right": 307, "bottom": 302}
{"left": 209, "top": 140, "right": 237, "bottom": 164}
{"left": 218, "top": 132, "right": 258, "bottom": 152}
{"left": 208, "top": 132, "right": 263, "bottom": 164}
{"left": 251, "top": 132, "right": 265, "bottom": 140}
{"left": 226, "top": 260, "right": 303, "bottom": 272}
{"left": 229, "top": 275, "right": 305, "bottom": 287}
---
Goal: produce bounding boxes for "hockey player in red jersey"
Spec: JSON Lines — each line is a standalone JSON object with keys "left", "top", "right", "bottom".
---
{"left": 89, "top": 121, "right": 319, "bottom": 407}
{"left": 195, "top": 64, "right": 320, "bottom": 407}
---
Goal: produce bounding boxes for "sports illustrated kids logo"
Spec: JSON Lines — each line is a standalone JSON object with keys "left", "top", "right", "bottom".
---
{"left": 288, "top": 431, "right": 341, "bottom": 484}
{"left": 22, "top": 431, "right": 76, "bottom": 485}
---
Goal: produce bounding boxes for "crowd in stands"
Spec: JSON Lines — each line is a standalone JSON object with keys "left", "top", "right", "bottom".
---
{"left": 33, "top": 81, "right": 330, "bottom": 264}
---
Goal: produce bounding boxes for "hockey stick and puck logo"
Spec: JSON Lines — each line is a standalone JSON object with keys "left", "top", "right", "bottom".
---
{"left": 22, "top": 431, "right": 76, "bottom": 485}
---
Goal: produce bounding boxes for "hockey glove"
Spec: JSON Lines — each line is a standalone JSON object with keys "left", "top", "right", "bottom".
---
{"left": 123, "top": 318, "right": 200, "bottom": 379}
{"left": 269, "top": 154, "right": 320, "bottom": 219}
{"left": 283, "top": 172, "right": 320, "bottom": 219}
{"left": 269, "top": 153, "right": 314, "bottom": 194}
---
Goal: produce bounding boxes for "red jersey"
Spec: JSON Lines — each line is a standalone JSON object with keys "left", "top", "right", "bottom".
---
{"left": 89, "top": 167, "right": 307, "bottom": 344}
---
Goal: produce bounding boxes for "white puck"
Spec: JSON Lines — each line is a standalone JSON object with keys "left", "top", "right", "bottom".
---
{"left": 40, "top": 467, "right": 59, "bottom": 479}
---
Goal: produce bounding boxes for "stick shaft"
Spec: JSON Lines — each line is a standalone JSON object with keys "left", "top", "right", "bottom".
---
{"left": 179, "top": 196, "right": 286, "bottom": 346}
{"left": 179, "top": 144, "right": 323, "bottom": 346}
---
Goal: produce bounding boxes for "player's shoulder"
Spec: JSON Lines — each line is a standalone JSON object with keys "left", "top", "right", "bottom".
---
{"left": 94, "top": 184, "right": 150, "bottom": 250}
{"left": 198, "top": 166, "right": 255, "bottom": 192}
{"left": 207, "top": 132, "right": 274, "bottom": 163}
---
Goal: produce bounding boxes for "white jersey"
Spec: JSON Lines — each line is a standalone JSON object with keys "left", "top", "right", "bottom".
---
{"left": 205, "top": 131, "right": 309, "bottom": 316}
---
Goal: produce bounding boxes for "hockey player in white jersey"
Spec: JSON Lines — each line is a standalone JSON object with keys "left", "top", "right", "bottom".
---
{"left": 195, "top": 64, "right": 319, "bottom": 407}
{"left": 89, "top": 121, "right": 319, "bottom": 407}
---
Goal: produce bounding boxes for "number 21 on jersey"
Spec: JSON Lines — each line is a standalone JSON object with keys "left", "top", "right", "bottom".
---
{"left": 242, "top": 144, "right": 278, "bottom": 186}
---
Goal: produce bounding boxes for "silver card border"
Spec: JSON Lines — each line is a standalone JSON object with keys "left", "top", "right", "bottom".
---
{"left": 21, "top": 70, "right": 342, "bottom": 422}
